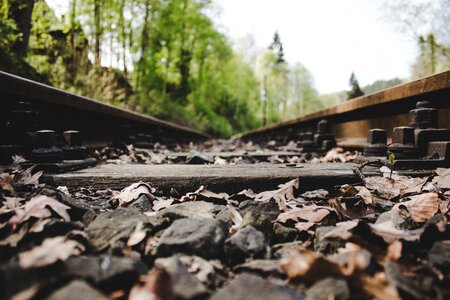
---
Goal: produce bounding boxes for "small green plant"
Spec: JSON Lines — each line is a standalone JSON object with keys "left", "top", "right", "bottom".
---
{"left": 388, "top": 153, "right": 395, "bottom": 180}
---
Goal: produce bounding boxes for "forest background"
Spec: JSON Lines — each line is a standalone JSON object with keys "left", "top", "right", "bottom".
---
{"left": 1, "top": 0, "right": 449, "bottom": 137}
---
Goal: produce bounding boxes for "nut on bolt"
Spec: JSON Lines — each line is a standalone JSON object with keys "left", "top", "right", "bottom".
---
{"left": 388, "top": 126, "right": 420, "bottom": 159}
{"left": 31, "top": 130, "right": 64, "bottom": 163}
{"left": 408, "top": 101, "right": 438, "bottom": 129}
{"left": 364, "top": 129, "right": 387, "bottom": 157}
{"left": 62, "top": 130, "right": 88, "bottom": 160}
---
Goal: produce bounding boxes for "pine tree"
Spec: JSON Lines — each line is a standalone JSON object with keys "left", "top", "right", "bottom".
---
{"left": 347, "top": 72, "right": 364, "bottom": 100}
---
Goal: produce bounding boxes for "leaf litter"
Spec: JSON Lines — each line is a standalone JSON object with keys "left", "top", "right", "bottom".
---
{"left": 0, "top": 146, "right": 449, "bottom": 299}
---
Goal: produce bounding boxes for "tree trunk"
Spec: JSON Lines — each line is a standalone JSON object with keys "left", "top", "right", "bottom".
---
{"left": 94, "top": 0, "right": 101, "bottom": 66}
{"left": 135, "top": 0, "right": 151, "bottom": 92}
{"left": 8, "top": 0, "right": 35, "bottom": 57}
{"left": 119, "top": 0, "right": 127, "bottom": 76}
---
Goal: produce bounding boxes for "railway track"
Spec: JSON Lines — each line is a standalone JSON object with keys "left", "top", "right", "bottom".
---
{"left": 1, "top": 70, "right": 450, "bottom": 299}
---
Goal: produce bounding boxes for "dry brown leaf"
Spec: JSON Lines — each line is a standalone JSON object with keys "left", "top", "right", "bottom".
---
{"left": 355, "top": 186, "right": 373, "bottom": 205}
{"left": 152, "top": 197, "right": 175, "bottom": 211}
{"left": 323, "top": 220, "right": 360, "bottom": 240}
{"left": 386, "top": 240, "right": 402, "bottom": 261}
{"left": 294, "top": 222, "right": 315, "bottom": 232}
{"left": 9, "top": 195, "right": 71, "bottom": 227}
{"left": 365, "top": 176, "right": 427, "bottom": 200}
{"left": 277, "top": 205, "right": 333, "bottom": 224}
{"left": 127, "top": 222, "right": 147, "bottom": 247}
{"left": 369, "top": 221, "right": 423, "bottom": 244}
{"left": 129, "top": 268, "right": 174, "bottom": 300}
{"left": 228, "top": 205, "right": 243, "bottom": 234}
{"left": 18, "top": 236, "right": 84, "bottom": 268}
{"left": 180, "top": 186, "right": 229, "bottom": 203}
{"left": 280, "top": 250, "right": 341, "bottom": 282}
{"left": 15, "top": 167, "right": 43, "bottom": 188}
{"left": 393, "top": 193, "right": 438, "bottom": 222}
{"left": 254, "top": 178, "right": 299, "bottom": 211}
{"left": 433, "top": 168, "right": 450, "bottom": 190}
{"left": 359, "top": 272, "right": 401, "bottom": 300}
{"left": 0, "top": 173, "right": 15, "bottom": 192}
{"left": 115, "top": 182, "right": 154, "bottom": 207}
{"left": 329, "top": 243, "right": 371, "bottom": 276}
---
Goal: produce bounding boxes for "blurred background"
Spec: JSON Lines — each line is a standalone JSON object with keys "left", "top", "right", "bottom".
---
{"left": 1, "top": 0, "right": 449, "bottom": 137}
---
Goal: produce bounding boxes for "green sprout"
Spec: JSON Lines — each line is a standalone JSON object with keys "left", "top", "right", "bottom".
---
{"left": 388, "top": 153, "right": 395, "bottom": 180}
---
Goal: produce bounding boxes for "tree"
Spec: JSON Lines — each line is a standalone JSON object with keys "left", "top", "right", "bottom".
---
{"left": 380, "top": 0, "right": 450, "bottom": 78}
{"left": 347, "top": 72, "right": 364, "bottom": 100}
{"left": 7, "top": 0, "right": 35, "bottom": 56}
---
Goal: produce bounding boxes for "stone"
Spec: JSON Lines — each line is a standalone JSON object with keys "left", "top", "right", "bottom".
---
{"left": 211, "top": 273, "right": 303, "bottom": 300}
{"left": 155, "top": 256, "right": 208, "bottom": 299}
{"left": 305, "top": 277, "right": 350, "bottom": 300}
{"left": 272, "top": 241, "right": 303, "bottom": 259}
{"left": 239, "top": 200, "right": 280, "bottom": 241}
{"left": 127, "top": 194, "right": 153, "bottom": 212}
{"left": 234, "top": 259, "right": 285, "bottom": 278}
{"left": 156, "top": 218, "right": 227, "bottom": 259}
{"left": 157, "top": 201, "right": 224, "bottom": 221}
{"left": 86, "top": 208, "right": 157, "bottom": 252}
{"left": 273, "top": 222, "right": 298, "bottom": 244}
{"left": 47, "top": 280, "right": 109, "bottom": 300}
{"left": 186, "top": 150, "right": 213, "bottom": 164}
{"left": 63, "top": 255, "right": 148, "bottom": 290}
{"left": 428, "top": 240, "right": 450, "bottom": 268}
{"left": 314, "top": 226, "right": 345, "bottom": 254}
{"left": 224, "top": 226, "right": 268, "bottom": 264}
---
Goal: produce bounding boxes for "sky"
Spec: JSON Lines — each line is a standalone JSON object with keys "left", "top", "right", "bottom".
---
{"left": 47, "top": 0, "right": 418, "bottom": 94}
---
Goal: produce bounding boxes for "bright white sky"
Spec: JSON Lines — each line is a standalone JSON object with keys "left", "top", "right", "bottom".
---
{"left": 47, "top": 0, "right": 417, "bottom": 94}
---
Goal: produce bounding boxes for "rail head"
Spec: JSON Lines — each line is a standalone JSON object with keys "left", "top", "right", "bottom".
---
{"left": 0, "top": 71, "right": 209, "bottom": 139}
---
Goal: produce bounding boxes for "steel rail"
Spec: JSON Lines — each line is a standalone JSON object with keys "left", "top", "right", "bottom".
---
{"left": 0, "top": 71, "right": 209, "bottom": 146}
{"left": 234, "top": 70, "right": 450, "bottom": 148}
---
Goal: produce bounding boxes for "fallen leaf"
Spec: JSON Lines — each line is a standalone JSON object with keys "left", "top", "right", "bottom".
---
{"left": 355, "top": 186, "right": 373, "bottom": 205}
{"left": 15, "top": 167, "right": 43, "bottom": 188}
{"left": 18, "top": 236, "right": 84, "bottom": 268}
{"left": 152, "top": 197, "right": 175, "bottom": 211}
{"left": 369, "top": 221, "right": 423, "bottom": 244}
{"left": 129, "top": 268, "right": 174, "bottom": 300}
{"left": 433, "top": 168, "right": 450, "bottom": 190}
{"left": 0, "top": 172, "right": 15, "bottom": 192}
{"left": 9, "top": 195, "right": 71, "bottom": 227}
{"left": 386, "top": 240, "right": 402, "bottom": 261}
{"left": 254, "top": 178, "right": 299, "bottom": 211}
{"left": 228, "top": 204, "right": 243, "bottom": 234}
{"left": 127, "top": 222, "right": 147, "bottom": 247}
{"left": 365, "top": 176, "right": 427, "bottom": 200}
{"left": 393, "top": 193, "right": 439, "bottom": 222}
{"left": 114, "top": 182, "right": 154, "bottom": 207}
{"left": 277, "top": 205, "right": 333, "bottom": 224}
{"left": 359, "top": 272, "right": 401, "bottom": 300}
{"left": 280, "top": 250, "right": 341, "bottom": 282}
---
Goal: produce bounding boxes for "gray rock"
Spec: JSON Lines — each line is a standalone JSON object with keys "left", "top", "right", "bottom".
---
{"left": 239, "top": 200, "right": 280, "bottom": 241}
{"left": 127, "top": 194, "right": 153, "bottom": 212}
{"left": 155, "top": 256, "right": 208, "bottom": 299}
{"left": 157, "top": 201, "right": 225, "bottom": 221}
{"left": 211, "top": 273, "right": 303, "bottom": 300}
{"left": 272, "top": 241, "right": 304, "bottom": 259}
{"left": 305, "top": 277, "right": 350, "bottom": 300}
{"left": 47, "top": 280, "right": 109, "bottom": 300}
{"left": 273, "top": 222, "right": 298, "bottom": 244}
{"left": 86, "top": 208, "right": 158, "bottom": 252}
{"left": 225, "top": 226, "right": 268, "bottom": 264}
{"left": 157, "top": 218, "right": 227, "bottom": 259}
{"left": 429, "top": 240, "right": 450, "bottom": 268}
{"left": 186, "top": 150, "right": 213, "bottom": 164}
{"left": 314, "top": 226, "right": 345, "bottom": 254}
{"left": 63, "top": 256, "right": 148, "bottom": 290}
{"left": 234, "top": 259, "right": 285, "bottom": 278}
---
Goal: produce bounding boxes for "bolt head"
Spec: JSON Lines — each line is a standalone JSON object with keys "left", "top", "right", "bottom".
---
{"left": 392, "top": 126, "right": 415, "bottom": 145}
{"left": 317, "top": 120, "right": 331, "bottom": 134}
{"left": 367, "top": 129, "right": 387, "bottom": 144}
{"left": 416, "top": 101, "right": 431, "bottom": 109}
{"left": 64, "top": 130, "right": 82, "bottom": 146}
{"left": 35, "top": 130, "right": 57, "bottom": 148}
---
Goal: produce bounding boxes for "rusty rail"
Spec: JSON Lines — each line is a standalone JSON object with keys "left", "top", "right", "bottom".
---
{"left": 0, "top": 71, "right": 209, "bottom": 146}
{"left": 234, "top": 70, "right": 450, "bottom": 148}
